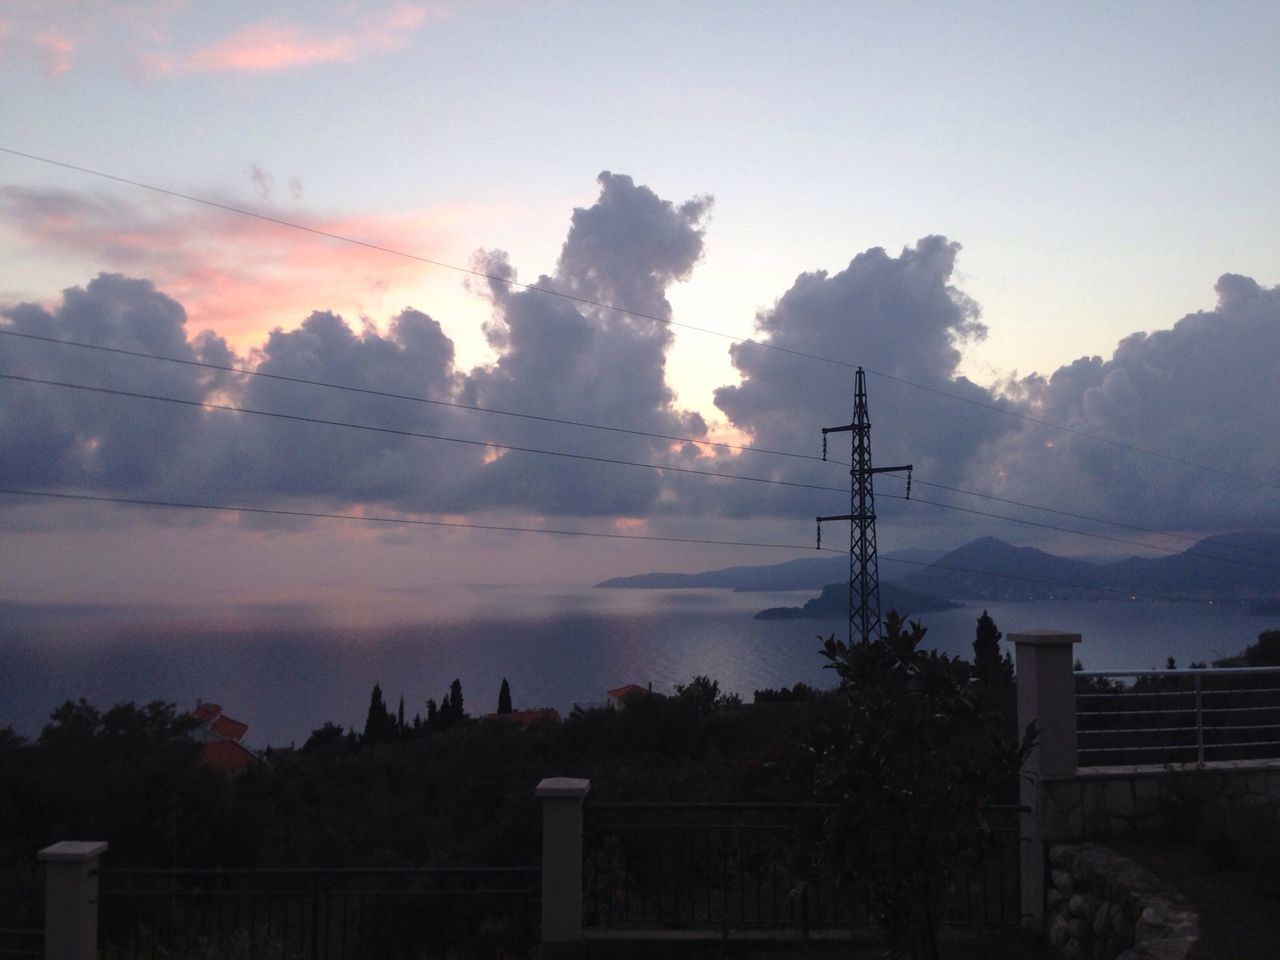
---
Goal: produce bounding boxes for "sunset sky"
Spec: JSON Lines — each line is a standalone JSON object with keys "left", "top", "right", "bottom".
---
{"left": 2, "top": 1, "right": 1279, "bottom": 618}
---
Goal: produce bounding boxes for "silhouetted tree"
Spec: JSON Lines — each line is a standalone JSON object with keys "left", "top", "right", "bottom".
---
{"left": 302, "top": 721, "right": 347, "bottom": 752}
{"left": 1243, "top": 630, "right": 1280, "bottom": 666}
{"left": 362, "top": 683, "right": 396, "bottom": 745}
{"left": 498, "top": 678, "right": 513, "bottom": 715}
{"left": 449, "top": 679, "right": 465, "bottom": 723}
{"left": 973, "top": 610, "right": 1012, "bottom": 684}
{"left": 426, "top": 698, "right": 438, "bottom": 728}
{"left": 397, "top": 695, "right": 405, "bottom": 736}
{"left": 816, "top": 612, "right": 1036, "bottom": 959}
{"left": 674, "top": 675, "right": 721, "bottom": 715}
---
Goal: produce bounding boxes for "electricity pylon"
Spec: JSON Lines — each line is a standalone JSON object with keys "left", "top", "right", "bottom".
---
{"left": 817, "top": 367, "right": 912, "bottom": 645}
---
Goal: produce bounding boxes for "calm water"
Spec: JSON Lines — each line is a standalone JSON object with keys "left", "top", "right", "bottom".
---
{"left": 1, "top": 587, "right": 1274, "bottom": 747}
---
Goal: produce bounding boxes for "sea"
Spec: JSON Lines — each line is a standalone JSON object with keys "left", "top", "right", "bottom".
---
{"left": 1, "top": 586, "right": 1275, "bottom": 748}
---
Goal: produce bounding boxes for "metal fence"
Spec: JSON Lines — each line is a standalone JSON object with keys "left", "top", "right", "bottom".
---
{"left": 0, "top": 865, "right": 42, "bottom": 960}
{"left": 1076, "top": 666, "right": 1280, "bottom": 766}
{"left": 96, "top": 865, "right": 540, "bottom": 960}
{"left": 582, "top": 802, "right": 1021, "bottom": 936}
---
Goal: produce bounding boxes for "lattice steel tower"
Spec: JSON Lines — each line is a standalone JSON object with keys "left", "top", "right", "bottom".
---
{"left": 817, "top": 368, "right": 912, "bottom": 644}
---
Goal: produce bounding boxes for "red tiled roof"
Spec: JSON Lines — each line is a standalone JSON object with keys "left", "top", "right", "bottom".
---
{"left": 198, "top": 738, "right": 259, "bottom": 775}
{"left": 191, "top": 702, "right": 222, "bottom": 723}
{"left": 210, "top": 715, "right": 248, "bottom": 742}
{"left": 607, "top": 684, "right": 649, "bottom": 699}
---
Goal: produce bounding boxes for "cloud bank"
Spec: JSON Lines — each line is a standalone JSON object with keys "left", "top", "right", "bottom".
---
{"left": 3, "top": 171, "right": 1278, "bottom": 546}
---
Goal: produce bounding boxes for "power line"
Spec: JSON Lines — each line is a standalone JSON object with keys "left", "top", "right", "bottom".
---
{"left": 866, "top": 369, "right": 1280, "bottom": 493}
{"left": 878, "top": 473, "right": 1280, "bottom": 562}
{"left": 0, "top": 373, "right": 848, "bottom": 496}
{"left": 0, "top": 146, "right": 847, "bottom": 371}
{"left": 877, "top": 554, "right": 1203, "bottom": 604}
{"left": 878, "top": 491, "right": 1280, "bottom": 576}
{"left": 0, "top": 486, "right": 1224, "bottom": 604}
{"left": 0, "top": 487, "right": 831, "bottom": 552}
{"left": 5, "top": 144, "right": 1274, "bottom": 492}
{"left": 9, "top": 330, "right": 1274, "bottom": 567}
{"left": 0, "top": 328, "right": 828, "bottom": 465}
{"left": 10, "top": 370, "right": 1280, "bottom": 580}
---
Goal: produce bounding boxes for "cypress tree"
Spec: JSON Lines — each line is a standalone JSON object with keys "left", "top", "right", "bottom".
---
{"left": 449, "top": 678, "right": 464, "bottom": 723}
{"left": 363, "top": 682, "right": 392, "bottom": 744}
{"left": 498, "top": 678, "right": 513, "bottom": 714}
{"left": 973, "top": 610, "right": 1009, "bottom": 681}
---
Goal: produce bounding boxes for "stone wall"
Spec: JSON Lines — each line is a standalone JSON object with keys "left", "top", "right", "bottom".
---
{"left": 1046, "top": 844, "right": 1196, "bottom": 960}
{"left": 1039, "top": 761, "right": 1280, "bottom": 863}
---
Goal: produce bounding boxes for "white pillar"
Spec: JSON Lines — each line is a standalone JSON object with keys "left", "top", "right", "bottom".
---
{"left": 39, "top": 841, "right": 108, "bottom": 960}
{"left": 1011, "top": 631, "right": 1080, "bottom": 931}
{"left": 536, "top": 777, "right": 589, "bottom": 951}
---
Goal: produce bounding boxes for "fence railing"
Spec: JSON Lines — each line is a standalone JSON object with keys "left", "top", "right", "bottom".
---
{"left": 1076, "top": 666, "right": 1280, "bottom": 766}
{"left": 96, "top": 865, "right": 540, "bottom": 960}
{"left": 582, "top": 802, "right": 1022, "bottom": 936}
{"left": 0, "top": 927, "right": 41, "bottom": 960}
{"left": 0, "top": 866, "right": 42, "bottom": 960}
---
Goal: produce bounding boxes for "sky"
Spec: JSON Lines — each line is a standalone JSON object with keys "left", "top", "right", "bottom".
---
{"left": 1, "top": 0, "right": 1279, "bottom": 619}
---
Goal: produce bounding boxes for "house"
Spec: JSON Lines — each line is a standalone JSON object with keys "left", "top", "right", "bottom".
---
{"left": 606, "top": 683, "right": 653, "bottom": 710}
{"left": 190, "top": 700, "right": 260, "bottom": 774}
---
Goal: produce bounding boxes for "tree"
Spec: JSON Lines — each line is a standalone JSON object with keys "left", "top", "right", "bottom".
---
{"left": 815, "top": 612, "right": 1036, "bottom": 959}
{"left": 362, "top": 683, "right": 396, "bottom": 745}
{"left": 973, "top": 610, "right": 1015, "bottom": 727}
{"left": 972, "top": 610, "right": 1009, "bottom": 682}
{"left": 673, "top": 675, "right": 721, "bottom": 715}
{"left": 1243, "top": 630, "right": 1280, "bottom": 666}
{"left": 302, "top": 721, "right": 347, "bottom": 752}
{"left": 449, "top": 679, "right": 465, "bottom": 724}
{"left": 497, "top": 678, "right": 513, "bottom": 715}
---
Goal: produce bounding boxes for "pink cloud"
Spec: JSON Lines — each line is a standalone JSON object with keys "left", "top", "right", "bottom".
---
{"left": 0, "top": 185, "right": 467, "bottom": 348}
{"left": 35, "top": 30, "right": 75, "bottom": 78}
{"left": 166, "top": 4, "right": 429, "bottom": 75}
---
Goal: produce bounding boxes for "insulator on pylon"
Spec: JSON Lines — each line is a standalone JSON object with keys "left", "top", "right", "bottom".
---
{"left": 822, "top": 435, "right": 827, "bottom": 461}
{"left": 905, "top": 468, "right": 912, "bottom": 500}
{"left": 816, "top": 522, "right": 821, "bottom": 550}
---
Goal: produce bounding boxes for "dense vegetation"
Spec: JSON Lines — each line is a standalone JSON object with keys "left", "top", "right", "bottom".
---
{"left": 0, "top": 672, "right": 837, "bottom": 874}
{"left": 2, "top": 618, "right": 1274, "bottom": 956}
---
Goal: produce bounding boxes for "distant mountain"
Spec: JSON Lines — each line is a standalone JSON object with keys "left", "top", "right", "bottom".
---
{"left": 597, "top": 532, "right": 1280, "bottom": 603}
{"left": 755, "top": 582, "right": 960, "bottom": 620}
{"left": 595, "top": 549, "right": 946, "bottom": 593}
{"left": 898, "top": 532, "right": 1280, "bottom": 602}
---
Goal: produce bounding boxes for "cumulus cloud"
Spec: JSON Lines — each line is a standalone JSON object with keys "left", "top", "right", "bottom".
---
{"left": 1, "top": 172, "right": 717, "bottom": 524}
{"left": 0, "top": 184, "right": 451, "bottom": 345}
{"left": 701, "top": 237, "right": 1018, "bottom": 523}
{"left": 0, "top": 274, "right": 235, "bottom": 494}
{"left": 460, "top": 172, "right": 712, "bottom": 516}
{"left": 974, "top": 274, "right": 1280, "bottom": 532}
{"left": 5, "top": 175, "right": 1278, "bottom": 549}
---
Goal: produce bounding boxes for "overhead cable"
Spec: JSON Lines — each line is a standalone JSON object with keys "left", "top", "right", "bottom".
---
{"left": 3, "top": 145, "right": 1274, "bottom": 491}
{"left": 0, "top": 487, "right": 829, "bottom": 552}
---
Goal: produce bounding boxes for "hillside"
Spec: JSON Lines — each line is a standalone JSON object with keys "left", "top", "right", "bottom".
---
{"left": 899, "top": 532, "right": 1280, "bottom": 601}
{"left": 596, "top": 548, "right": 943, "bottom": 592}
{"left": 755, "top": 582, "right": 960, "bottom": 620}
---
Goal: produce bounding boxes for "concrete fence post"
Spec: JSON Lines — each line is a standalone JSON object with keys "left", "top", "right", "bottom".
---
{"left": 536, "top": 777, "right": 589, "bottom": 955}
{"left": 1011, "top": 630, "right": 1080, "bottom": 931}
{"left": 38, "top": 841, "right": 108, "bottom": 960}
